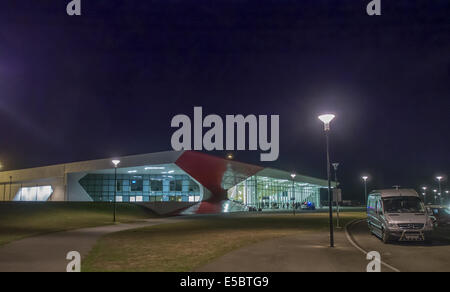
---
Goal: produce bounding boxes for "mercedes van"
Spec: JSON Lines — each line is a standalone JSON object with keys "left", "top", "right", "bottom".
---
{"left": 367, "top": 189, "right": 434, "bottom": 243}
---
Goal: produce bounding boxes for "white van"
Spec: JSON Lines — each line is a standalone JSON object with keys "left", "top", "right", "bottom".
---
{"left": 367, "top": 189, "right": 434, "bottom": 243}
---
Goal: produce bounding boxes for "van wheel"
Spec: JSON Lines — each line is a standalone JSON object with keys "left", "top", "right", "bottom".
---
{"left": 382, "top": 229, "right": 390, "bottom": 243}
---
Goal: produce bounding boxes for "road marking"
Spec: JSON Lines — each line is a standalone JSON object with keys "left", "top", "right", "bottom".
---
{"left": 345, "top": 219, "right": 401, "bottom": 272}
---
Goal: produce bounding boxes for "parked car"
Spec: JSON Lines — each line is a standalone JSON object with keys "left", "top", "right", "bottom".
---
{"left": 426, "top": 205, "right": 450, "bottom": 229}
{"left": 367, "top": 189, "right": 434, "bottom": 243}
{"left": 300, "top": 201, "right": 316, "bottom": 210}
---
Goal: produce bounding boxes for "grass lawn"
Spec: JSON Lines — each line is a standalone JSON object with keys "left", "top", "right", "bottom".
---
{"left": 83, "top": 211, "right": 365, "bottom": 272}
{"left": 0, "top": 202, "right": 156, "bottom": 246}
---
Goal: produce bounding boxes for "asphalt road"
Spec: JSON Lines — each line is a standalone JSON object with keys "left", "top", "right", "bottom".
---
{"left": 347, "top": 220, "right": 450, "bottom": 272}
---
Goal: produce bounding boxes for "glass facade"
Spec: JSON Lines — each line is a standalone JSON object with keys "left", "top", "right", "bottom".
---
{"left": 228, "top": 175, "right": 321, "bottom": 209}
{"left": 79, "top": 173, "right": 201, "bottom": 203}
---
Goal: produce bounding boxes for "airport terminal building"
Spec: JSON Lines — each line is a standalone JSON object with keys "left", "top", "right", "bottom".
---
{"left": 0, "top": 151, "right": 332, "bottom": 214}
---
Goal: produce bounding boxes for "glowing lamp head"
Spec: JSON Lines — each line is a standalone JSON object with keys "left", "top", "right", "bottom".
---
{"left": 433, "top": 189, "right": 437, "bottom": 193}
{"left": 227, "top": 153, "right": 234, "bottom": 159}
{"left": 112, "top": 160, "right": 121, "bottom": 167}
{"left": 422, "top": 186, "right": 427, "bottom": 191}
{"left": 291, "top": 173, "right": 296, "bottom": 179}
{"left": 362, "top": 176, "right": 368, "bottom": 181}
{"left": 332, "top": 163, "right": 339, "bottom": 170}
{"left": 436, "top": 176, "right": 443, "bottom": 181}
{"left": 318, "top": 114, "right": 335, "bottom": 131}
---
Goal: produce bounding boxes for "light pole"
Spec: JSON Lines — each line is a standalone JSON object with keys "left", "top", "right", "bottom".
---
{"left": 9, "top": 176, "right": 12, "bottom": 201}
{"left": 318, "top": 113, "right": 335, "bottom": 248}
{"left": 436, "top": 176, "right": 443, "bottom": 205}
{"left": 112, "top": 160, "right": 120, "bottom": 222}
{"left": 422, "top": 186, "right": 427, "bottom": 204}
{"left": 362, "top": 176, "right": 368, "bottom": 206}
{"left": 332, "top": 163, "right": 340, "bottom": 228}
{"left": 291, "top": 173, "right": 296, "bottom": 215}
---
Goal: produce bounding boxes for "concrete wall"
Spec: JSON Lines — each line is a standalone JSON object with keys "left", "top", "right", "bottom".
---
{"left": 0, "top": 151, "right": 184, "bottom": 202}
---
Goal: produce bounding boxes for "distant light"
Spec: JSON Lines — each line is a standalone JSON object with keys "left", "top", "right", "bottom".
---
{"left": 112, "top": 160, "right": 120, "bottom": 167}
{"left": 362, "top": 176, "right": 368, "bottom": 181}
{"left": 145, "top": 167, "right": 165, "bottom": 170}
{"left": 433, "top": 189, "right": 437, "bottom": 193}
{"left": 291, "top": 173, "right": 296, "bottom": 179}
{"left": 168, "top": 170, "right": 175, "bottom": 174}
{"left": 422, "top": 186, "right": 427, "bottom": 191}
{"left": 227, "top": 153, "right": 234, "bottom": 159}
{"left": 128, "top": 170, "right": 137, "bottom": 173}
{"left": 436, "top": 176, "right": 443, "bottom": 181}
{"left": 318, "top": 114, "right": 335, "bottom": 131}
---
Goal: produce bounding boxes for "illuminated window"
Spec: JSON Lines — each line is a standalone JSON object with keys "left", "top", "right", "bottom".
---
{"left": 130, "top": 178, "right": 143, "bottom": 192}
{"left": 13, "top": 186, "right": 53, "bottom": 202}
{"left": 170, "top": 180, "right": 182, "bottom": 192}
{"left": 150, "top": 179, "right": 163, "bottom": 191}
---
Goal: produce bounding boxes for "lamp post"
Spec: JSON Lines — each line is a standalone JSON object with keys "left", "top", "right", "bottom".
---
{"left": 332, "top": 163, "right": 340, "bottom": 228}
{"left": 436, "top": 176, "right": 443, "bottom": 205}
{"left": 362, "top": 176, "right": 368, "bottom": 206}
{"left": 291, "top": 173, "right": 296, "bottom": 215}
{"left": 9, "top": 176, "right": 12, "bottom": 201}
{"left": 422, "top": 186, "right": 427, "bottom": 204}
{"left": 112, "top": 160, "right": 121, "bottom": 222}
{"left": 318, "top": 113, "right": 335, "bottom": 248}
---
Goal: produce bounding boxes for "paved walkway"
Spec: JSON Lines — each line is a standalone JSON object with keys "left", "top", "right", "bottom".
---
{"left": 0, "top": 218, "right": 180, "bottom": 272}
{"left": 197, "top": 229, "right": 371, "bottom": 272}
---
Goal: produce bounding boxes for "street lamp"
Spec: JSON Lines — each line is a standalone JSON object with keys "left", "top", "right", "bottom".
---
{"left": 362, "top": 176, "right": 368, "bottom": 206}
{"left": 291, "top": 173, "right": 296, "bottom": 215}
{"left": 112, "top": 159, "right": 121, "bottom": 222}
{"left": 318, "top": 113, "right": 335, "bottom": 248}
{"left": 332, "top": 163, "right": 340, "bottom": 228}
{"left": 422, "top": 186, "right": 427, "bottom": 204}
{"left": 436, "top": 176, "right": 443, "bottom": 205}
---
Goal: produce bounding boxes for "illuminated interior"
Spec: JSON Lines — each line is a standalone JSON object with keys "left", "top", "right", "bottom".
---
{"left": 79, "top": 164, "right": 202, "bottom": 202}
{"left": 13, "top": 186, "right": 54, "bottom": 202}
{"left": 228, "top": 175, "right": 321, "bottom": 209}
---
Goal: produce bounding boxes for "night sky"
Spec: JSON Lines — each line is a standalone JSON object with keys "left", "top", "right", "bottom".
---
{"left": 0, "top": 1, "right": 449, "bottom": 200}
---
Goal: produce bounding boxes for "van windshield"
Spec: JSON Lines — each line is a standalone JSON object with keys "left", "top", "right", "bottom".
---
{"left": 383, "top": 197, "right": 424, "bottom": 214}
